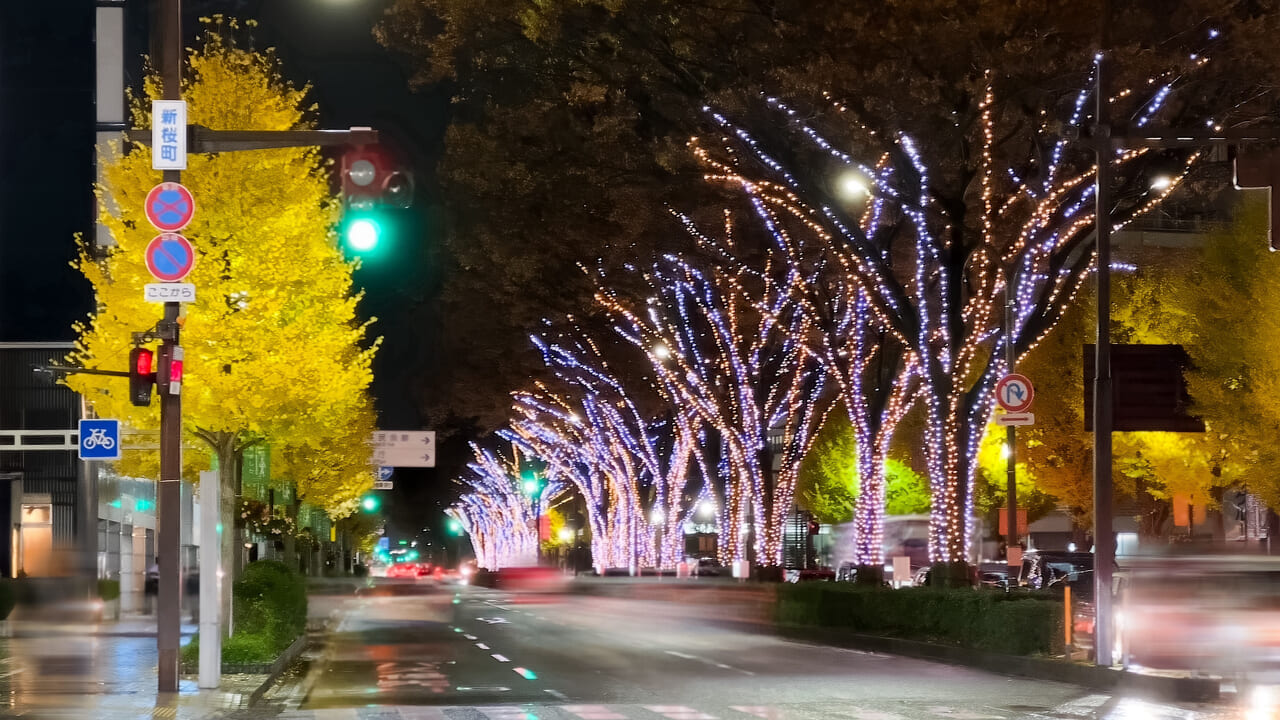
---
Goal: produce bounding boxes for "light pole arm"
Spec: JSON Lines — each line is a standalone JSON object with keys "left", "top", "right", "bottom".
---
{"left": 124, "top": 125, "right": 379, "bottom": 152}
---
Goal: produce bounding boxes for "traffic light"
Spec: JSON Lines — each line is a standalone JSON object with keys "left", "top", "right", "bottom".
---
{"left": 340, "top": 146, "right": 413, "bottom": 257}
{"left": 361, "top": 494, "right": 380, "bottom": 513}
{"left": 155, "top": 345, "right": 184, "bottom": 397}
{"left": 128, "top": 347, "right": 155, "bottom": 407}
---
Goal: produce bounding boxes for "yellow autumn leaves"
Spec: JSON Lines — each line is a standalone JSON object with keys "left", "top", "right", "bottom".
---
{"left": 67, "top": 22, "right": 378, "bottom": 518}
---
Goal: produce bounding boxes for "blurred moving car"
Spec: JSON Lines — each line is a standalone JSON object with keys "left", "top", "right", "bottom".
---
{"left": 1116, "top": 554, "right": 1280, "bottom": 680}
{"left": 385, "top": 562, "right": 424, "bottom": 579}
{"left": 493, "top": 566, "right": 569, "bottom": 593}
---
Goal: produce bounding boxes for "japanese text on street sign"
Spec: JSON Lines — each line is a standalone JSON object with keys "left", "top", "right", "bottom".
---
{"left": 372, "top": 431, "right": 435, "bottom": 467}
{"left": 152, "top": 100, "right": 187, "bottom": 170}
{"left": 373, "top": 480, "right": 394, "bottom": 490}
{"left": 78, "top": 419, "right": 121, "bottom": 461}
{"left": 144, "top": 283, "right": 196, "bottom": 303}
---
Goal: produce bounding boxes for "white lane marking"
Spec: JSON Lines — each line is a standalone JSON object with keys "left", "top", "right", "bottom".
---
{"left": 396, "top": 708, "right": 449, "bottom": 720}
{"left": 1043, "top": 694, "right": 1110, "bottom": 717}
{"left": 561, "top": 704, "right": 626, "bottom": 720}
{"left": 645, "top": 707, "right": 717, "bottom": 720}
{"left": 464, "top": 634, "right": 478, "bottom": 640}
{"left": 838, "top": 710, "right": 906, "bottom": 720}
{"left": 476, "top": 642, "right": 490, "bottom": 650}
{"left": 491, "top": 653, "right": 510, "bottom": 662}
{"left": 924, "top": 709, "right": 1004, "bottom": 719}
{"left": 664, "top": 649, "right": 754, "bottom": 676}
{"left": 544, "top": 688, "right": 572, "bottom": 702}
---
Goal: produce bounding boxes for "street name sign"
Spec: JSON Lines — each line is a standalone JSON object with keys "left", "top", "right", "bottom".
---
{"left": 144, "top": 182, "right": 196, "bottom": 232}
{"left": 152, "top": 100, "right": 187, "bottom": 170}
{"left": 373, "top": 480, "right": 394, "bottom": 490}
{"left": 144, "top": 283, "right": 196, "bottom": 303}
{"left": 78, "top": 418, "right": 121, "bottom": 461}
{"left": 372, "top": 431, "right": 435, "bottom": 467}
{"left": 145, "top": 234, "right": 195, "bottom": 282}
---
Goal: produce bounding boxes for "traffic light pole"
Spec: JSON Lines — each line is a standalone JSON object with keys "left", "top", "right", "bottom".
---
{"left": 141, "top": 0, "right": 378, "bottom": 692}
{"left": 156, "top": 0, "right": 183, "bottom": 693}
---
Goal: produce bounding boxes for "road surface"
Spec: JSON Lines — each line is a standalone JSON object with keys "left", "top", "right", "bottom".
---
{"left": 272, "top": 581, "right": 1247, "bottom": 720}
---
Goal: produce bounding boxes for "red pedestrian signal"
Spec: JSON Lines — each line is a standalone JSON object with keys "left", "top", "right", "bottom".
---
{"left": 156, "top": 345, "right": 185, "bottom": 396}
{"left": 129, "top": 347, "right": 155, "bottom": 407}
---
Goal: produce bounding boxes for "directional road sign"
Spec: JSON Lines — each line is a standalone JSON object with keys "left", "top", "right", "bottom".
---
{"left": 995, "top": 373, "right": 1034, "bottom": 413}
{"left": 145, "top": 234, "right": 195, "bottom": 282}
{"left": 378, "top": 466, "right": 394, "bottom": 482}
{"left": 144, "top": 182, "right": 195, "bottom": 232}
{"left": 78, "top": 419, "right": 121, "bottom": 461}
{"left": 372, "top": 431, "right": 435, "bottom": 467}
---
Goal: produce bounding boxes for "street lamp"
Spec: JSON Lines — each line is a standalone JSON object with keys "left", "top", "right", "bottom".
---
{"left": 836, "top": 170, "right": 870, "bottom": 200}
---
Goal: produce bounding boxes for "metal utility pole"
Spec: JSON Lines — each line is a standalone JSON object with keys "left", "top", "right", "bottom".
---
{"left": 155, "top": 0, "right": 184, "bottom": 692}
{"left": 1091, "top": 51, "right": 1116, "bottom": 670}
{"left": 1004, "top": 280, "right": 1019, "bottom": 567}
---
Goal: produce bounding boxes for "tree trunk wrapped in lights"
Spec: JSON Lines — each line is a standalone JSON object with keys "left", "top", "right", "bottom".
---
{"left": 455, "top": 442, "right": 563, "bottom": 568}
{"left": 508, "top": 331, "right": 712, "bottom": 570}
{"left": 695, "top": 62, "right": 1206, "bottom": 561}
{"left": 599, "top": 250, "right": 829, "bottom": 566}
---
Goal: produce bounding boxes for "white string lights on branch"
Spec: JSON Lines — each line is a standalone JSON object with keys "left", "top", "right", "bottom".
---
{"left": 693, "top": 52, "right": 1211, "bottom": 563}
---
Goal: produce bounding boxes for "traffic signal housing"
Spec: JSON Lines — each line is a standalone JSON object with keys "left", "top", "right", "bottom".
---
{"left": 341, "top": 147, "right": 414, "bottom": 211}
{"left": 340, "top": 146, "right": 414, "bottom": 257}
{"left": 129, "top": 347, "right": 155, "bottom": 407}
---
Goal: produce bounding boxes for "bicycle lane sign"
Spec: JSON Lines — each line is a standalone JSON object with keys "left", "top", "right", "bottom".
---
{"left": 78, "top": 419, "right": 121, "bottom": 461}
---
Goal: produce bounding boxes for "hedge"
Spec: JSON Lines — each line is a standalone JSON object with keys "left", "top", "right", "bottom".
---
{"left": 181, "top": 559, "right": 307, "bottom": 667}
{"left": 777, "top": 583, "right": 1064, "bottom": 656}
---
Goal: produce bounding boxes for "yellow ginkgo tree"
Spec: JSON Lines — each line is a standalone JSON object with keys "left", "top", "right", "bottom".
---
{"left": 67, "top": 21, "right": 378, "bottom": 628}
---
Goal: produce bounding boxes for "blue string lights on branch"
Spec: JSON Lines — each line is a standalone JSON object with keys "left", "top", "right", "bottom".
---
{"left": 693, "top": 55, "right": 1210, "bottom": 563}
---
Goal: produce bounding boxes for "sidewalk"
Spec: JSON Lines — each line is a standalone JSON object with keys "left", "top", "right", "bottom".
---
{"left": 0, "top": 611, "right": 271, "bottom": 718}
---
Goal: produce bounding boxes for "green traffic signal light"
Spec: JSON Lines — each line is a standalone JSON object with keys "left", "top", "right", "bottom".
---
{"left": 361, "top": 494, "right": 380, "bottom": 512}
{"left": 345, "top": 217, "right": 380, "bottom": 252}
{"left": 447, "top": 518, "right": 463, "bottom": 535}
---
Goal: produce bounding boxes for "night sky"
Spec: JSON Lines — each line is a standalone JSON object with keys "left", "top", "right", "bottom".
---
{"left": 0, "top": 1, "right": 450, "bottom": 540}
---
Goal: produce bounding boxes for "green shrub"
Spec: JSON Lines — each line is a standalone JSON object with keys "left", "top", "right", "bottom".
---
{"left": 234, "top": 560, "right": 307, "bottom": 653}
{"left": 97, "top": 579, "right": 121, "bottom": 602}
{"left": 178, "top": 560, "right": 310, "bottom": 669}
{"left": 776, "top": 583, "right": 1064, "bottom": 656}
{"left": 222, "top": 632, "right": 277, "bottom": 665}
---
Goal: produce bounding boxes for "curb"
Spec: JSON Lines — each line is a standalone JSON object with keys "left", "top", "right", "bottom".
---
{"left": 774, "top": 624, "right": 1220, "bottom": 704}
{"left": 247, "top": 633, "right": 308, "bottom": 707}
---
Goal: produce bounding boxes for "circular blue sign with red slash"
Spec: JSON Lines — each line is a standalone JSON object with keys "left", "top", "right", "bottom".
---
{"left": 145, "top": 233, "right": 195, "bottom": 282}
{"left": 144, "top": 182, "right": 195, "bottom": 232}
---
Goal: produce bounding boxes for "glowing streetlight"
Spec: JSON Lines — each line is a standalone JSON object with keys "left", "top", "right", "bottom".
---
{"left": 1149, "top": 174, "right": 1174, "bottom": 191}
{"left": 653, "top": 343, "right": 671, "bottom": 360}
{"left": 837, "top": 170, "right": 870, "bottom": 199}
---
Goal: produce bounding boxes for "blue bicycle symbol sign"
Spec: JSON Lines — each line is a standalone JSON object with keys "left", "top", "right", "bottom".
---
{"left": 78, "top": 419, "right": 121, "bottom": 460}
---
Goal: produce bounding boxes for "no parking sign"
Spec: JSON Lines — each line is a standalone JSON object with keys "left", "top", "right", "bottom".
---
{"left": 144, "top": 182, "right": 195, "bottom": 232}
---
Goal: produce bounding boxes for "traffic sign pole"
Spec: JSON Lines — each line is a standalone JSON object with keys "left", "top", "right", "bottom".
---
{"left": 155, "top": 0, "right": 183, "bottom": 692}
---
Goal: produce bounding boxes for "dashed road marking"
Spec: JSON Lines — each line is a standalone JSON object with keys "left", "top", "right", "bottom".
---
{"left": 476, "top": 642, "right": 490, "bottom": 650}
{"left": 492, "top": 653, "right": 510, "bottom": 662}
{"left": 644, "top": 706, "right": 717, "bottom": 720}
